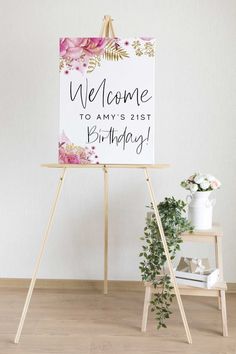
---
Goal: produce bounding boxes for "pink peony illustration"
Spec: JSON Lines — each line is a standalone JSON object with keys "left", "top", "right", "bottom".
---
{"left": 60, "top": 38, "right": 108, "bottom": 74}
{"left": 59, "top": 131, "right": 98, "bottom": 164}
{"left": 60, "top": 38, "right": 107, "bottom": 59}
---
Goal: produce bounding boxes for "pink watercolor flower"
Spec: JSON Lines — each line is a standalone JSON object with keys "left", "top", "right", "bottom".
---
{"left": 60, "top": 152, "right": 80, "bottom": 164}
{"left": 59, "top": 131, "right": 96, "bottom": 164}
{"left": 67, "top": 154, "right": 81, "bottom": 164}
{"left": 60, "top": 37, "right": 108, "bottom": 74}
{"left": 60, "top": 38, "right": 107, "bottom": 59}
{"left": 59, "top": 147, "right": 81, "bottom": 164}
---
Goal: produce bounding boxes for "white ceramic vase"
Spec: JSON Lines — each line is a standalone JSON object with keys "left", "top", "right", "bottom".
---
{"left": 187, "top": 191, "right": 216, "bottom": 230}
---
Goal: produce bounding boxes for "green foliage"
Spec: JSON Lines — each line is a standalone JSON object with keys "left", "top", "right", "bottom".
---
{"left": 139, "top": 197, "right": 193, "bottom": 329}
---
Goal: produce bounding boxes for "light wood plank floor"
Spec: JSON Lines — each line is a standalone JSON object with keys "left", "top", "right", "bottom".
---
{"left": 0, "top": 288, "right": 235, "bottom": 354}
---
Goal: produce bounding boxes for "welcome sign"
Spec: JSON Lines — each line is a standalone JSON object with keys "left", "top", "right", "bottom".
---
{"left": 59, "top": 37, "right": 155, "bottom": 164}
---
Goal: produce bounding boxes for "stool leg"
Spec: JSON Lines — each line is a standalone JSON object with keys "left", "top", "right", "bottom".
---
{"left": 220, "top": 290, "right": 228, "bottom": 337}
{"left": 218, "top": 295, "right": 222, "bottom": 310}
{"left": 141, "top": 285, "right": 152, "bottom": 332}
{"left": 215, "top": 236, "right": 223, "bottom": 311}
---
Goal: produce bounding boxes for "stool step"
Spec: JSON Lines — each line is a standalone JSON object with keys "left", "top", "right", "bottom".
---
{"left": 144, "top": 281, "right": 227, "bottom": 297}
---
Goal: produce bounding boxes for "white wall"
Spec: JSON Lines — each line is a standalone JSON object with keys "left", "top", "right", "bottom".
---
{"left": 0, "top": 0, "right": 235, "bottom": 282}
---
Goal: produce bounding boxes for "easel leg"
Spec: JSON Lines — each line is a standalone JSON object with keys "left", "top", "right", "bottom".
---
{"left": 14, "top": 168, "right": 67, "bottom": 344}
{"left": 144, "top": 169, "right": 192, "bottom": 344}
{"left": 103, "top": 166, "right": 109, "bottom": 294}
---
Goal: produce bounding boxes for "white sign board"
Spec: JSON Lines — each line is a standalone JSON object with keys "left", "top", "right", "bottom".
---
{"left": 59, "top": 37, "right": 155, "bottom": 164}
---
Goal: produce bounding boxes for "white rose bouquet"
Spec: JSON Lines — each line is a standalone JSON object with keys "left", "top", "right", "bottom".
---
{"left": 181, "top": 173, "right": 221, "bottom": 193}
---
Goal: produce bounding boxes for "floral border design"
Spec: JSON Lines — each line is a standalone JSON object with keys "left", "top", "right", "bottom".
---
{"left": 59, "top": 131, "right": 99, "bottom": 164}
{"left": 59, "top": 37, "right": 155, "bottom": 75}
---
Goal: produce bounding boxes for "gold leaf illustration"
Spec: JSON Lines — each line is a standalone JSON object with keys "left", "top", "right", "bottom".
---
{"left": 131, "top": 40, "right": 155, "bottom": 58}
{"left": 144, "top": 42, "right": 155, "bottom": 57}
{"left": 132, "top": 40, "right": 141, "bottom": 49}
{"left": 59, "top": 59, "right": 64, "bottom": 71}
{"left": 135, "top": 48, "right": 143, "bottom": 56}
{"left": 87, "top": 56, "right": 101, "bottom": 74}
{"left": 103, "top": 41, "right": 129, "bottom": 61}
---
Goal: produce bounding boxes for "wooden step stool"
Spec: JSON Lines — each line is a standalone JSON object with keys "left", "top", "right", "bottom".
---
{"left": 141, "top": 224, "right": 228, "bottom": 336}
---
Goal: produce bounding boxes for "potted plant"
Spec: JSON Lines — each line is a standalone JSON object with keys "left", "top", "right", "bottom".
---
{"left": 139, "top": 197, "right": 193, "bottom": 329}
{"left": 181, "top": 173, "right": 221, "bottom": 230}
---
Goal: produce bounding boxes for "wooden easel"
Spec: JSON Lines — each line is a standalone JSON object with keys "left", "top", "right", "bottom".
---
{"left": 14, "top": 17, "right": 192, "bottom": 345}
{"left": 14, "top": 164, "right": 192, "bottom": 344}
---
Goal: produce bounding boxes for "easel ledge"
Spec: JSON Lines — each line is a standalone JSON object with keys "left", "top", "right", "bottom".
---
{"left": 41, "top": 163, "right": 170, "bottom": 169}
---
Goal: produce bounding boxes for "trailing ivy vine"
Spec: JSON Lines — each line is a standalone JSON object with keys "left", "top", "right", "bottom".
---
{"left": 139, "top": 197, "right": 193, "bottom": 329}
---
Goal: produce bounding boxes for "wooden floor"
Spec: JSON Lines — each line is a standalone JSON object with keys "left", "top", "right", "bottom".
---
{"left": 0, "top": 288, "right": 235, "bottom": 354}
